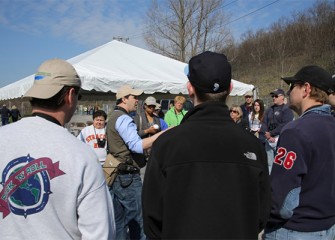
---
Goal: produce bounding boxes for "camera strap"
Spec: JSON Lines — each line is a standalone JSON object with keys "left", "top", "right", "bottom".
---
{"left": 93, "top": 126, "right": 106, "bottom": 147}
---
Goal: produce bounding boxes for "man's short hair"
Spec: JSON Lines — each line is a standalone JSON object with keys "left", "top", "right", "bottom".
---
{"left": 30, "top": 86, "right": 81, "bottom": 110}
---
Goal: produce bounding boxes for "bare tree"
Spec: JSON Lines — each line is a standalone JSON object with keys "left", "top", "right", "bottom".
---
{"left": 144, "top": 0, "right": 231, "bottom": 62}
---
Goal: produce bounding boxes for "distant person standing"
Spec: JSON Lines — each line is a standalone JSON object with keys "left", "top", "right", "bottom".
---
{"left": 240, "top": 90, "right": 254, "bottom": 121}
{"left": 249, "top": 99, "right": 265, "bottom": 138}
{"left": 0, "top": 58, "right": 115, "bottom": 239}
{"left": 229, "top": 105, "right": 249, "bottom": 130}
{"left": 77, "top": 110, "right": 107, "bottom": 165}
{"left": 1, "top": 104, "right": 11, "bottom": 126}
{"left": 164, "top": 96, "right": 187, "bottom": 126}
{"left": 260, "top": 89, "right": 294, "bottom": 173}
{"left": 264, "top": 66, "right": 335, "bottom": 239}
{"left": 10, "top": 105, "right": 21, "bottom": 122}
{"left": 134, "top": 96, "right": 161, "bottom": 138}
{"left": 143, "top": 51, "right": 270, "bottom": 239}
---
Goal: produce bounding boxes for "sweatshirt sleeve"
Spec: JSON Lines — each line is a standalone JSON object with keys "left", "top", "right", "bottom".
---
{"left": 142, "top": 145, "right": 164, "bottom": 238}
{"left": 267, "top": 128, "right": 308, "bottom": 228}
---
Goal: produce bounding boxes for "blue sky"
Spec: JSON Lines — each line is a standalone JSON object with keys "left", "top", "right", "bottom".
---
{"left": 0, "top": 0, "right": 319, "bottom": 88}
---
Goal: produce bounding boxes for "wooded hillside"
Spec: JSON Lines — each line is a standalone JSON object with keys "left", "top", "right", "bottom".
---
{"left": 223, "top": 0, "right": 334, "bottom": 101}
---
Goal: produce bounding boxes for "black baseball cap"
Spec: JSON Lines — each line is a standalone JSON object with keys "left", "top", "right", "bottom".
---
{"left": 187, "top": 51, "right": 231, "bottom": 93}
{"left": 282, "top": 65, "right": 334, "bottom": 94}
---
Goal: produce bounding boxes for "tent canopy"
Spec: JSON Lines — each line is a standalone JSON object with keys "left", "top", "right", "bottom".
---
{"left": 0, "top": 40, "right": 254, "bottom": 100}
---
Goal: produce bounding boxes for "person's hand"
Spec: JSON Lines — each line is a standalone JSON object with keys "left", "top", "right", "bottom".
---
{"left": 264, "top": 131, "right": 271, "bottom": 139}
{"left": 145, "top": 126, "right": 159, "bottom": 135}
{"left": 268, "top": 137, "right": 276, "bottom": 143}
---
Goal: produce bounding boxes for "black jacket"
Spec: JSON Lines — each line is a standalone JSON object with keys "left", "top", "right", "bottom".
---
{"left": 142, "top": 101, "right": 271, "bottom": 239}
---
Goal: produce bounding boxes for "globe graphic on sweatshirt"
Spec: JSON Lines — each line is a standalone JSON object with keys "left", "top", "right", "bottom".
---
{"left": 10, "top": 169, "right": 42, "bottom": 207}
{"left": 1, "top": 155, "right": 52, "bottom": 218}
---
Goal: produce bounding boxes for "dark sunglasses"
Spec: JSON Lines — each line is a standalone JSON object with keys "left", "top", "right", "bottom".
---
{"left": 245, "top": 95, "right": 252, "bottom": 98}
{"left": 289, "top": 83, "right": 303, "bottom": 91}
{"left": 230, "top": 110, "right": 238, "bottom": 114}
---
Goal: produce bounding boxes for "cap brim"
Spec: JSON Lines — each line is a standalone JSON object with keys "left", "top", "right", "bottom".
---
{"left": 130, "top": 89, "right": 143, "bottom": 96}
{"left": 281, "top": 76, "right": 298, "bottom": 85}
{"left": 23, "top": 84, "right": 63, "bottom": 99}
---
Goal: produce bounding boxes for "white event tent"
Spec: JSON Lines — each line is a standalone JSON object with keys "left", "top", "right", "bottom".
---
{"left": 0, "top": 40, "right": 254, "bottom": 100}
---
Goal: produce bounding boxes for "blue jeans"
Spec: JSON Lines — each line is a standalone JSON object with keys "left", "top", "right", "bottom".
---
{"left": 110, "top": 173, "right": 145, "bottom": 240}
{"left": 264, "top": 224, "right": 335, "bottom": 240}
{"left": 1, "top": 117, "right": 9, "bottom": 126}
{"left": 265, "top": 141, "right": 275, "bottom": 174}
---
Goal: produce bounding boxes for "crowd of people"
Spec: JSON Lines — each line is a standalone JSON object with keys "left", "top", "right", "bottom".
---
{"left": 0, "top": 53, "right": 334, "bottom": 240}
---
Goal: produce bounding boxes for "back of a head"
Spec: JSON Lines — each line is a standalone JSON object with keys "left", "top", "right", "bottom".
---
{"left": 24, "top": 59, "right": 81, "bottom": 109}
{"left": 187, "top": 51, "right": 231, "bottom": 102}
{"left": 24, "top": 59, "right": 81, "bottom": 99}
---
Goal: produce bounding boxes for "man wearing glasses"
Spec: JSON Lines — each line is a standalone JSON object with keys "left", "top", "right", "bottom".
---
{"left": 106, "top": 85, "right": 167, "bottom": 240}
{"left": 264, "top": 65, "right": 335, "bottom": 239}
{"left": 260, "top": 88, "right": 294, "bottom": 173}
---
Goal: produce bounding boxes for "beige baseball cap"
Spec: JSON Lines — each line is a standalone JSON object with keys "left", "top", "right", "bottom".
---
{"left": 144, "top": 96, "right": 157, "bottom": 106}
{"left": 116, "top": 85, "right": 143, "bottom": 100}
{"left": 24, "top": 58, "right": 81, "bottom": 99}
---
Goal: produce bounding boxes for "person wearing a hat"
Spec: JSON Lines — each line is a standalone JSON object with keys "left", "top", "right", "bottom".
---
{"left": 142, "top": 51, "right": 270, "bottom": 239}
{"left": 106, "top": 85, "right": 167, "bottom": 240}
{"left": 10, "top": 105, "right": 21, "bottom": 122}
{"left": 134, "top": 96, "right": 162, "bottom": 138}
{"left": 264, "top": 66, "right": 335, "bottom": 239}
{"left": 153, "top": 103, "right": 168, "bottom": 130}
{"left": 240, "top": 89, "right": 254, "bottom": 122}
{"left": 260, "top": 88, "right": 294, "bottom": 173}
{"left": 0, "top": 59, "right": 115, "bottom": 239}
{"left": 0, "top": 104, "right": 11, "bottom": 126}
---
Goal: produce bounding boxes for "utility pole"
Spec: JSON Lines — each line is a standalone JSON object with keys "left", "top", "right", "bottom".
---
{"left": 113, "top": 37, "right": 129, "bottom": 42}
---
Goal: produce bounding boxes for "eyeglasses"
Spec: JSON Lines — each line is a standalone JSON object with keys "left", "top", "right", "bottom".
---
{"left": 146, "top": 105, "right": 156, "bottom": 109}
{"left": 230, "top": 110, "right": 238, "bottom": 114}
{"left": 272, "top": 95, "right": 282, "bottom": 98}
{"left": 289, "top": 83, "right": 301, "bottom": 91}
{"left": 245, "top": 96, "right": 252, "bottom": 98}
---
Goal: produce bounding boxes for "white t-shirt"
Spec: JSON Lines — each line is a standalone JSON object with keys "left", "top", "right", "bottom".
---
{"left": 0, "top": 116, "right": 115, "bottom": 240}
{"left": 77, "top": 125, "right": 107, "bottom": 165}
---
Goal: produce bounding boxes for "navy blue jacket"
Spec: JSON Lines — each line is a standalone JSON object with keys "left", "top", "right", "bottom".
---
{"left": 266, "top": 105, "right": 335, "bottom": 232}
{"left": 260, "top": 104, "right": 294, "bottom": 142}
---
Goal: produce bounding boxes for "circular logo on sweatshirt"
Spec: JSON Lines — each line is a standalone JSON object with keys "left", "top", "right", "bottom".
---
{"left": 0, "top": 155, "right": 65, "bottom": 218}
